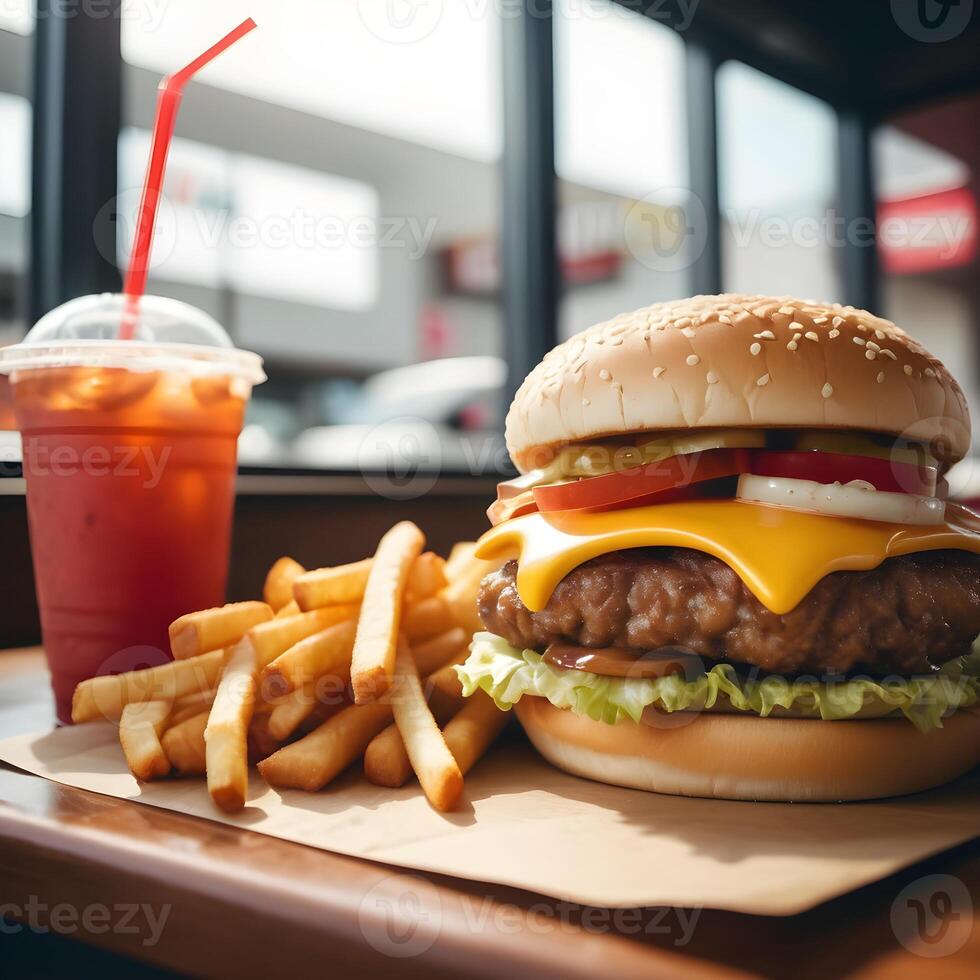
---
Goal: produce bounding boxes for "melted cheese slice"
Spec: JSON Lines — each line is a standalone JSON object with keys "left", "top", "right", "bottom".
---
{"left": 474, "top": 500, "right": 980, "bottom": 615}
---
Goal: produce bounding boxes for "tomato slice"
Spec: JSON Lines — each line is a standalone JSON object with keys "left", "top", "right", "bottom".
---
{"left": 746, "top": 451, "right": 937, "bottom": 497}
{"left": 532, "top": 449, "right": 746, "bottom": 513}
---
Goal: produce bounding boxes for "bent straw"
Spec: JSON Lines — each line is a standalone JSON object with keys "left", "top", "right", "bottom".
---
{"left": 120, "top": 18, "right": 257, "bottom": 339}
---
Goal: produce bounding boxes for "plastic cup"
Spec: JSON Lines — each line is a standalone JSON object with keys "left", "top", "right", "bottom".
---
{"left": 0, "top": 294, "right": 265, "bottom": 722}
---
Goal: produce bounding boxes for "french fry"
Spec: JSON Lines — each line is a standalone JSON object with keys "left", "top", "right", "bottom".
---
{"left": 258, "top": 631, "right": 463, "bottom": 791}
{"left": 261, "top": 619, "right": 357, "bottom": 698}
{"left": 425, "top": 650, "right": 469, "bottom": 702}
{"left": 266, "top": 679, "right": 349, "bottom": 742}
{"left": 276, "top": 600, "right": 300, "bottom": 618}
{"left": 411, "top": 627, "right": 468, "bottom": 674}
{"left": 390, "top": 638, "right": 463, "bottom": 811}
{"left": 293, "top": 558, "right": 372, "bottom": 610}
{"left": 402, "top": 595, "right": 454, "bottom": 643}
{"left": 119, "top": 700, "right": 172, "bottom": 781}
{"left": 404, "top": 552, "right": 447, "bottom": 602}
{"left": 248, "top": 606, "right": 357, "bottom": 670}
{"left": 258, "top": 700, "right": 393, "bottom": 792}
{"left": 442, "top": 553, "right": 497, "bottom": 635}
{"left": 205, "top": 638, "right": 258, "bottom": 812}
{"left": 170, "top": 688, "right": 217, "bottom": 726}
{"left": 264, "top": 557, "right": 306, "bottom": 612}
{"left": 442, "top": 691, "right": 509, "bottom": 775}
{"left": 247, "top": 710, "right": 282, "bottom": 762}
{"left": 162, "top": 711, "right": 208, "bottom": 774}
{"left": 350, "top": 521, "right": 425, "bottom": 704}
{"left": 444, "top": 541, "right": 477, "bottom": 579}
{"left": 72, "top": 650, "right": 226, "bottom": 724}
{"left": 295, "top": 551, "right": 443, "bottom": 612}
{"left": 169, "top": 601, "right": 273, "bottom": 660}
{"left": 364, "top": 686, "right": 461, "bottom": 788}
{"left": 266, "top": 686, "right": 316, "bottom": 742}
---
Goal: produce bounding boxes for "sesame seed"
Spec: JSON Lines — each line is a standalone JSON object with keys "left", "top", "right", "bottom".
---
{"left": 867, "top": 341, "right": 881, "bottom": 352}
{"left": 877, "top": 372, "right": 885, "bottom": 384}
{"left": 582, "top": 398, "right": 591, "bottom": 406}
{"left": 778, "top": 306, "right": 796, "bottom": 316}
{"left": 865, "top": 350, "right": 877, "bottom": 361}
{"left": 706, "top": 371, "right": 719, "bottom": 384}
{"left": 821, "top": 383, "right": 834, "bottom": 398}
{"left": 832, "top": 316, "right": 844, "bottom": 327}
{"left": 813, "top": 316, "right": 828, "bottom": 324}
{"left": 789, "top": 320, "right": 805, "bottom": 332}
{"left": 829, "top": 329, "right": 840, "bottom": 339}
{"left": 653, "top": 366, "right": 666, "bottom": 379}
{"left": 853, "top": 337, "right": 866, "bottom": 346}
{"left": 756, "top": 374, "right": 770, "bottom": 387}
{"left": 681, "top": 326, "right": 696, "bottom": 338}
{"left": 675, "top": 317, "right": 692, "bottom": 329}
{"left": 924, "top": 367, "right": 936, "bottom": 378}
{"left": 903, "top": 365, "right": 913, "bottom": 376}
{"left": 753, "top": 330, "right": 776, "bottom": 341}
{"left": 719, "top": 314, "right": 732, "bottom": 325}
{"left": 599, "top": 369, "right": 611, "bottom": 380}
{"left": 875, "top": 329, "right": 886, "bottom": 340}
{"left": 686, "top": 354, "right": 700, "bottom": 366}
{"left": 750, "top": 343, "right": 762, "bottom": 356}
{"left": 880, "top": 349, "right": 897, "bottom": 361}
{"left": 856, "top": 323, "right": 868, "bottom": 332}
{"left": 805, "top": 331, "right": 819, "bottom": 342}
{"left": 787, "top": 341, "right": 798, "bottom": 351}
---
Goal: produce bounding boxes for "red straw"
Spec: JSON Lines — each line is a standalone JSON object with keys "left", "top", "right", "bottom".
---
{"left": 119, "top": 18, "right": 257, "bottom": 339}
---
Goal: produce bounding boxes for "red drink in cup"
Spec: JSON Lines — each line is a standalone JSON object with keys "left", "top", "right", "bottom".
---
{"left": 1, "top": 19, "right": 262, "bottom": 721}
{"left": 1, "top": 295, "right": 265, "bottom": 721}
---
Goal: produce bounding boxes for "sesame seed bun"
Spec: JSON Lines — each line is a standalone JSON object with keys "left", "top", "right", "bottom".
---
{"left": 505, "top": 294, "right": 971, "bottom": 472}
{"left": 515, "top": 696, "right": 980, "bottom": 802}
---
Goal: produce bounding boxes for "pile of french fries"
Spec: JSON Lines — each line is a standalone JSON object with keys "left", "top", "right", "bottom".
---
{"left": 71, "top": 522, "right": 507, "bottom": 813}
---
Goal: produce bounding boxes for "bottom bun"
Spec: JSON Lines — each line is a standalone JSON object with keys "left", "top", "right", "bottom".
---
{"left": 514, "top": 696, "right": 980, "bottom": 802}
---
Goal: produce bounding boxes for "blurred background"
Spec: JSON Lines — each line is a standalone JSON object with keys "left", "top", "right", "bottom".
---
{"left": 2, "top": 0, "right": 980, "bottom": 472}
{"left": 1, "top": 0, "right": 979, "bottom": 636}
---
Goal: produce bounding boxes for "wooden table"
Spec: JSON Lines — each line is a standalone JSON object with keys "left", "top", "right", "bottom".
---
{"left": 1, "top": 650, "right": 978, "bottom": 979}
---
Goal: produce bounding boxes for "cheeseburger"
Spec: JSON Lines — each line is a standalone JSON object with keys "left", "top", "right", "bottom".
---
{"left": 456, "top": 294, "right": 980, "bottom": 801}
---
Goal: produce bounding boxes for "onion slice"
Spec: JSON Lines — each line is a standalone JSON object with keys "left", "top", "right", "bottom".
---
{"left": 737, "top": 473, "right": 947, "bottom": 526}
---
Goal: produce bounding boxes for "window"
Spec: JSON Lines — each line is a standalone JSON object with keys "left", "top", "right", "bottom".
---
{"left": 0, "top": 1, "right": 31, "bottom": 36}
{"left": 0, "top": 9, "right": 32, "bottom": 433}
{"left": 118, "top": 130, "right": 379, "bottom": 310}
{"left": 717, "top": 61, "right": 839, "bottom": 302}
{"left": 874, "top": 92, "right": 979, "bottom": 476}
{"left": 120, "top": 0, "right": 505, "bottom": 472}
{"left": 554, "top": 0, "right": 688, "bottom": 338}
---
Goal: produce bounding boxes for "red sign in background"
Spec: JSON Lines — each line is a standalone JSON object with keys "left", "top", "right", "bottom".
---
{"left": 878, "top": 186, "right": 977, "bottom": 275}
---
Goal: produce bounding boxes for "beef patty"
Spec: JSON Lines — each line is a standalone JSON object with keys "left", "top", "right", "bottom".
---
{"left": 478, "top": 550, "right": 980, "bottom": 677}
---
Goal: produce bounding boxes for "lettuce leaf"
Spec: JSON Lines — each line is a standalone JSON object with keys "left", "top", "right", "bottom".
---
{"left": 456, "top": 632, "right": 980, "bottom": 733}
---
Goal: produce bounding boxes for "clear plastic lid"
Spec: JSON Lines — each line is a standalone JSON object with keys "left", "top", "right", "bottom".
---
{"left": 0, "top": 294, "right": 266, "bottom": 384}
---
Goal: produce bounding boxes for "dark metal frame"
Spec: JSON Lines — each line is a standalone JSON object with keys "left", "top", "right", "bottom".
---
{"left": 500, "top": 2, "right": 886, "bottom": 386}
{"left": 30, "top": 0, "right": 121, "bottom": 325}
{"left": 500, "top": 1, "right": 559, "bottom": 402}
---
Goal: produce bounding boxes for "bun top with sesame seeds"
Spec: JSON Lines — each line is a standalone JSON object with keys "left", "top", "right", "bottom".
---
{"left": 505, "top": 293, "right": 970, "bottom": 472}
